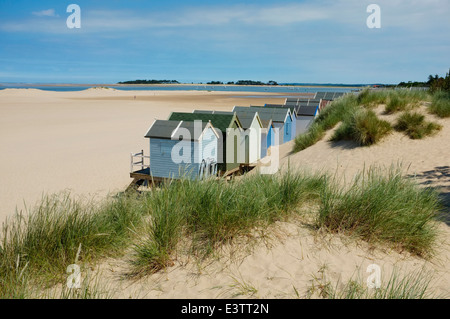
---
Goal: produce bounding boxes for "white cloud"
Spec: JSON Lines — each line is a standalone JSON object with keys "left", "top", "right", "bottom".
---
{"left": 32, "top": 9, "right": 58, "bottom": 17}
{"left": 152, "top": 4, "right": 330, "bottom": 27}
{"left": 78, "top": 1, "right": 450, "bottom": 31}
{"left": 240, "top": 5, "right": 329, "bottom": 26}
{"left": 324, "top": 0, "right": 450, "bottom": 29}
{"left": 2, "top": 1, "right": 449, "bottom": 34}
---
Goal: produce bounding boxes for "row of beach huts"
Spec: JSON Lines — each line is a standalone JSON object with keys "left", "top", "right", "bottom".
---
{"left": 128, "top": 91, "right": 346, "bottom": 189}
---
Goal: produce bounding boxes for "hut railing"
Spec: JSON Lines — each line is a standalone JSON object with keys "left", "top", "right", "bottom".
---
{"left": 130, "top": 150, "right": 150, "bottom": 173}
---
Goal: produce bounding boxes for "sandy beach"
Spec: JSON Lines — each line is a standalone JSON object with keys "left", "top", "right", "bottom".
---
{"left": 278, "top": 104, "right": 450, "bottom": 194}
{"left": 0, "top": 88, "right": 288, "bottom": 224}
{"left": 1, "top": 89, "right": 449, "bottom": 299}
{"left": 93, "top": 101, "right": 449, "bottom": 299}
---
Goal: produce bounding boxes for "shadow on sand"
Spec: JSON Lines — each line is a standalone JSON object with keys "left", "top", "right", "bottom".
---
{"left": 328, "top": 139, "right": 361, "bottom": 150}
{"left": 407, "top": 166, "right": 450, "bottom": 226}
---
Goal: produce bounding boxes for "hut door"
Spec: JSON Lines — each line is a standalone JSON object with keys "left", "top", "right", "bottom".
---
{"left": 200, "top": 159, "right": 217, "bottom": 179}
{"left": 199, "top": 159, "right": 206, "bottom": 179}
{"left": 245, "top": 135, "right": 249, "bottom": 164}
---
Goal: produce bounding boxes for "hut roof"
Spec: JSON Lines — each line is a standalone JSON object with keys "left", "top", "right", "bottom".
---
{"left": 233, "top": 111, "right": 263, "bottom": 129}
{"left": 234, "top": 106, "right": 291, "bottom": 123}
{"left": 192, "top": 110, "right": 214, "bottom": 114}
{"left": 191, "top": 110, "right": 262, "bottom": 129}
{"left": 193, "top": 110, "right": 234, "bottom": 116}
{"left": 144, "top": 120, "right": 180, "bottom": 139}
{"left": 295, "top": 105, "right": 319, "bottom": 116}
{"left": 259, "top": 118, "right": 273, "bottom": 129}
{"left": 264, "top": 104, "right": 297, "bottom": 116}
{"left": 168, "top": 112, "right": 242, "bottom": 132}
{"left": 314, "top": 92, "right": 345, "bottom": 100}
{"left": 264, "top": 104, "right": 285, "bottom": 108}
{"left": 285, "top": 98, "right": 321, "bottom": 106}
{"left": 145, "top": 120, "right": 219, "bottom": 141}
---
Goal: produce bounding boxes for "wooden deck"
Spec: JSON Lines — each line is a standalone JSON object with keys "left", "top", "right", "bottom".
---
{"left": 130, "top": 167, "right": 151, "bottom": 179}
{"left": 128, "top": 163, "right": 258, "bottom": 191}
{"left": 127, "top": 168, "right": 167, "bottom": 191}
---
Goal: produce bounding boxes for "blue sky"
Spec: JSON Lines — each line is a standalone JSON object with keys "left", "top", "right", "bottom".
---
{"left": 0, "top": 0, "right": 449, "bottom": 84}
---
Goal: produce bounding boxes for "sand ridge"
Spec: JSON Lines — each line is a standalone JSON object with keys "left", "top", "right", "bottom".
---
{"left": 0, "top": 88, "right": 288, "bottom": 222}
{"left": 1, "top": 89, "right": 449, "bottom": 299}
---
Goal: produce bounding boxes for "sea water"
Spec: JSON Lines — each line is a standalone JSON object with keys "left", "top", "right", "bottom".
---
{"left": 0, "top": 83, "right": 359, "bottom": 94}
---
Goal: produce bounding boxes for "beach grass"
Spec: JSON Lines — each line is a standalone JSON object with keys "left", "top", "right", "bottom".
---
{"left": 292, "top": 123, "right": 325, "bottom": 152}
{"left": 357, "top": 88, "right": 427, "bottom": 112}
{"left": 385, "top": 93, "right": 409, "bottom": 114}
{"left": 384, "top": 89, "right": 428, "bottom": 114}
{"left": 130, "top": 183, "right": 187, "bottom": 276}
{"left": 46, "top": 266, "right": 112, "bottom": 299}
{"left": 0, "top": 192, "right": 146, "bottom": 296}
{"left": 357, "top": 88, "right": 390, "bottom": 107}
{"left": 331, "top": 109, "right": 392, "bottom": 146}
{"left": 310, "top": 268, "right": 439, "bottom": 299}
{"left": 429, "top": 91, "right": 450, "bottom": 118}
{"left": 315, "top": 94, "right": 359, "bottom": 130}
{"left": 317, "top": 166, "right": 441, "bottom": 257}
{"left": 0, "top": 254, "right": 34, "bottom": 299}
{"left": 394, "top": 111, "right": 442, "bottom": 139}
{"left": 130, "top": 171, "right": 329, "bottom": 276}
{"left": 293, "top": 89, "right": 432, "bottom": 153}
{"left": 0, "top": 165, "right": 444, "bottom": 297}
{"left": 293, "top": 94, "right": 358, "bottom": 152}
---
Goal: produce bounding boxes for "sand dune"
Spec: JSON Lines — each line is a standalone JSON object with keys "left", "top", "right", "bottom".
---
{"left": 90, "top": 103, "right": 449, "bottom": 299}
{"left": 278, "top": 104, "right": 450, "bottom": 191}
{"left": 1, "top": 89, "right": 449, "bottom": 299}
{"left": 90, "top": 220, "right": 449, "bottom": 299}
{"left": 0, "top": 88, "right": 287, "bottom": 223}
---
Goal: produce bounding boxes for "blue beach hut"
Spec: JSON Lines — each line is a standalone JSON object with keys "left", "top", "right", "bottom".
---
{"left": 144, "top": 120, "right": 220, "bottom": 180}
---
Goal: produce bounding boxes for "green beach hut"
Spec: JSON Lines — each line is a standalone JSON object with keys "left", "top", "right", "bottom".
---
{"left": 168, "top": 112, "right": 243, "bottom": 174}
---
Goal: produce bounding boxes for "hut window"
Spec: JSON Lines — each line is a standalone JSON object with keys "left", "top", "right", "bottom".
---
{"left": 154, "top": 141, "right": 161, "bottom": 153}
{"left": 161, "top": 144, "right": 172, "bottom": 156}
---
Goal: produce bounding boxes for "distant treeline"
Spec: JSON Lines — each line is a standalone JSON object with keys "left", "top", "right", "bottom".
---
{"left": 118, "top": 79, "right": 280, "bottom": 85}
{"left": 391, "top": 69, "right": 450, "bottom": 92}
{"left": 225, "top": 80, "right": 278, "bottom": 86}
{"left": 283, "top": 83, "right": 366, "bottom": 87}
{"left": 427, "top": 70, "right": 450, "bottom": 92}
{"left": 118, "top": 80, "right": 180, "bottom": 84}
